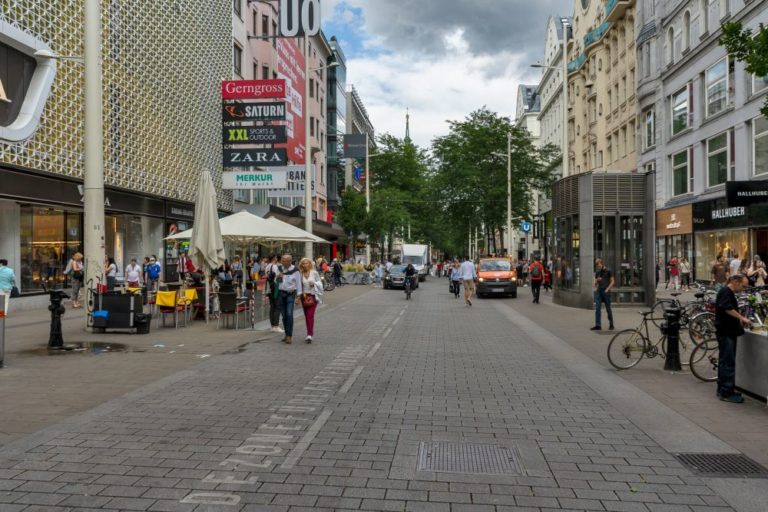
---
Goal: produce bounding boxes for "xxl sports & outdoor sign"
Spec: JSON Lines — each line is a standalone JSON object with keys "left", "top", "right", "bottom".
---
{"left": 221, "top": 79, "right": 286, "bottom": 100}
{"left": 0, "top": 20, "right": 57, "bottom": 142}
{"left": 223, "top": 126, "right": 287, "bottom": 145}
{"left": 222, "top": 102, "right": 287, "bottom": 122}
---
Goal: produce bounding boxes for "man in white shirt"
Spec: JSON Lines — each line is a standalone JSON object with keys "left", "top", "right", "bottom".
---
{"left": 277, "top": 254, "right": 301, "bottom": 344}
{"left": 730, "top": 253, "right": 741, "bottom": 277}
{"left": 385, "top": 260, "right": 394, "bottom": 272}
{"left": 459, "top": 257, "right": 477, "bottom": 307}
{"left": 125, "top": 258, "right": 143, "bottom": 288}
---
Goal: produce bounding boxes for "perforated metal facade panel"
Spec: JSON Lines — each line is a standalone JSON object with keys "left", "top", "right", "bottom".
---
{"left": 0, "top": 1, "right": 232, "bottom": 210}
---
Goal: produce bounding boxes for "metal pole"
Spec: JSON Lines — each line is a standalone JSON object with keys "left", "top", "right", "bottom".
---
{"left": 562, "top": 19, "right": 569, "bottom": 178}
{"left": 365, "top": 133, "right": 371, "bottom": 264}
{"left": 84, "top": 0, "right": 105, "bottom": 329}
{"left": 303, "top": 33, "right": 313, "bottom": 260}
{"left": 507, "top": 132, "right": 512, "bottom": 257}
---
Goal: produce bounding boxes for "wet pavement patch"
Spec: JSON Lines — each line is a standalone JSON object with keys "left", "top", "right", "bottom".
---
{"left": 18, "top": 341, "right": 131, "bottom": 356}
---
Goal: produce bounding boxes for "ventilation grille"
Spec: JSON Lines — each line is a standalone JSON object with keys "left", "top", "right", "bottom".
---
{"left": 675, "top": 453, "right": 768, "bottom": 478}
{"left": 593, "top": 172, "right": 646, "bottom": 213}
{"left": 552, "top": 174, "right": 580, "bottom": 217}
{"left": 417, "top": 442, "right": 522, "bottom": 475}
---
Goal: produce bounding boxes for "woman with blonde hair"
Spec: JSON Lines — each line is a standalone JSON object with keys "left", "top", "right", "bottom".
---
{"left": 298, "top": 257, "right": 323, "bottom": 343}
{"left": 64, "top": 252, "right": 84, "bottom": 308}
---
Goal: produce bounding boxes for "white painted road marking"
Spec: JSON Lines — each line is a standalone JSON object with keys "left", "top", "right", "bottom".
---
{"left": 338, "top": 366, "right": 365, "bottom": 394}
{"left": 367, "top": 342, "right": 382, "bottom": 358}
{"left": 280, "top": 408, "right": 333, "bottom": 469}
{"left": 383, "top": 327, "right": 392, "bottom": 338}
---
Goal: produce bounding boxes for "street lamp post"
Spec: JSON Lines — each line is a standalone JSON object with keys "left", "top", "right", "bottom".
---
{"left": 506, "top": 132, "right": 512, "bottom": 257}
{"left": 84, "top": 0, "right": 105, "bottom": 328}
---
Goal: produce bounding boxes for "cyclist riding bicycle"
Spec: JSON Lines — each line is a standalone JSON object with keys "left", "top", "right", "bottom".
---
{"left": 404, "top": 263, "right": 417, "bottom": 292}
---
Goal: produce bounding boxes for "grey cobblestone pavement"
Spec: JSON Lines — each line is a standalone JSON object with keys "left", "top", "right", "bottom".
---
{"left": 0, "top": 282, "right": 757, "bottom": 511}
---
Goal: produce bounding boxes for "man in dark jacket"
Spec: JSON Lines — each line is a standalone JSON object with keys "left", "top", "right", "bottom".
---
{"left": 714, "top": 275, "right": 751, "bottom": 403}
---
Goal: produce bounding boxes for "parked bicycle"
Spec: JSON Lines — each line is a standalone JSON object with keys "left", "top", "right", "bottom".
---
{"left": 607, "top": 309, "right": 695, "bottom": 370}
{"left": 650, "top": 287, "right": 715, "bottom": 329}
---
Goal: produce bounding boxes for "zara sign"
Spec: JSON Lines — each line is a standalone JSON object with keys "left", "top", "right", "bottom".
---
{"left": 0, "top": 19, "right": 57, "bottom": 142}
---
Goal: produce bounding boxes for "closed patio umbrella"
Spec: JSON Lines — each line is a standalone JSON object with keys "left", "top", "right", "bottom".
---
{"left": 188, "top": 171, "right": 225, "bottom": 322}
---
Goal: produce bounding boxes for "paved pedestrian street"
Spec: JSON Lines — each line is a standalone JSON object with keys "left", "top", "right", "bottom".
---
{"left": 0, "top": 283, "right": 765, "bottom": 511}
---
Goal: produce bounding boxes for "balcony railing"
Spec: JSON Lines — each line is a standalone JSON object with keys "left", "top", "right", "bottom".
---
{"left": 567, "top": 53, "right": 587, "bottom": 74}
{"left": 584, "top": 21, "right": 612, "bottom": 49}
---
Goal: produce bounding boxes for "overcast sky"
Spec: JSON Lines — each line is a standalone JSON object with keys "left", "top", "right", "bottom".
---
{"left": 322, "top": 0, "right": 565, "bottom": 147}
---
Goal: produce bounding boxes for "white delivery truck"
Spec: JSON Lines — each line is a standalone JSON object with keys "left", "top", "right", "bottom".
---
{"left": 402, "top": 244, "right": 430, "bottom": 281}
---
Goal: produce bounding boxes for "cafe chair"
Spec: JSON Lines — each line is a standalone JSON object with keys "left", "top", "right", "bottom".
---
{"left": 156, "top": 290, "right": 186, "bottom": 328}
{"left": 217, "top": 291, "right": 250, "bottom": 330}
{"left": 178, "top": 288, "right": 200, "bottom": 323}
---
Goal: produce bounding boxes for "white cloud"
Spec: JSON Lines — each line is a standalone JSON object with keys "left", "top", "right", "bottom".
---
{"left": 346, "top": 30, "right": 534, "bottom": 148}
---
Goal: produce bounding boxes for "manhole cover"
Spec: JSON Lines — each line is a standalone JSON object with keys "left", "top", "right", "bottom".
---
{"left": 674, "top": 453, "right": 768, "bottom": 478}
{"left": 417, "top": 442, "right": 522, "bottom": 475}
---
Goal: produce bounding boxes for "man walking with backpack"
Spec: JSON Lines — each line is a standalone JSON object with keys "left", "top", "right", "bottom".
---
{"left": 529, "top": 255, "right": 545, "bottom": 304}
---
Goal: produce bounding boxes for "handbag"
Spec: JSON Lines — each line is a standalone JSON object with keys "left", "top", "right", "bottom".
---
{"left": 300, "top": 275, "right": 317, "bottom": 307}
{"left": 10, "top": 286, "right": 20, "bottom": 298}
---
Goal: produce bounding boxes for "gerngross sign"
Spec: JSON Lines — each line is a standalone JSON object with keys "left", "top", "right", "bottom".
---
{"left": 221, "top": 79, "right": 286, "bottom": 100}
{"left": 223, "top": 126, "right": 288, "bottom": 145}
{"left": 222, "top": 170, "right": 288, "bottom": 190}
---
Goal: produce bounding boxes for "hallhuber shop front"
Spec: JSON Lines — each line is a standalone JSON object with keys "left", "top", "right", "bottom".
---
{"left": 691, "top": 196, "right": 768, "bottom": 280}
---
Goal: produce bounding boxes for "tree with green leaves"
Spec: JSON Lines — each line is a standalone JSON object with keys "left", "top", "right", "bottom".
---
{"left": 431, "top": 108, "right": 559, "bottom": 256}
{"left": 721, "top": 21, "right": 768, "bottom": 117}
{"left": 336, "top": 187, "right": 368, "bottom": 250}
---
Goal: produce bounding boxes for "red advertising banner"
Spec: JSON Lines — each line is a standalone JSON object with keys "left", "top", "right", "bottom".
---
{"left": 276, "top": 39, "right": 306, "bottom": 164}
{"left": 221, "top": 79, "right": 286, "bottom": 100}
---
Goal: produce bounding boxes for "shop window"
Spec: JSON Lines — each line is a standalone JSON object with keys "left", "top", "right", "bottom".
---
{"left": 554, "top": 215, "right": 579, "bottom": 290}
{"left": 707, "top": 131, "right": 729, "bottom": 187}
{"left": 695, "top": 229, "right": 749, "bottom": 279}
{"left": 705, "top": 57, "right": 733, "bottom": 118}
{"left": 671, "top": 86, "right": 689, "bottom": 135}
{"left": 672, "top": 149, "right": 690, "bottom": 196}
{"left": 754, "top": 116, "right": 768, "bottom": 176}
{"left": 18, "top": 206, "right": 83, "bottom": 293}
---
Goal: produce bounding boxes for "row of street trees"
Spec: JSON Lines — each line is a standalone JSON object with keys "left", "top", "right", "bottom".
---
{"left": 337, "top": 108, "right": 559, "bottom": 260}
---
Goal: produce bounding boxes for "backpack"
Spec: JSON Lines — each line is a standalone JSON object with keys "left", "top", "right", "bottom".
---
{"left": 148, "top": 263, "right": 161, "bottom": 280}
{"left": 531, "top": 263, "right": 542, "bottom": 278}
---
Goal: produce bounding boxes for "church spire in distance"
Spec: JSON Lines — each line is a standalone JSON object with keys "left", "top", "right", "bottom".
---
{"left": 404, "top": 108, "right": 411, "bottom": 144}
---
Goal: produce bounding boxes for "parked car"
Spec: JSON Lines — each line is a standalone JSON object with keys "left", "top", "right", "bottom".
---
{"left": 477, "top": 258, "right": 517, "bottom": 298}
{"left": 383, "top": 265, "right": 419, "bottom": 290}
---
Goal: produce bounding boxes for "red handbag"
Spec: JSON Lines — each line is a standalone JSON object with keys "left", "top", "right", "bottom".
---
{"left": 300, "top": 276, "right": 317, "bottom": 306}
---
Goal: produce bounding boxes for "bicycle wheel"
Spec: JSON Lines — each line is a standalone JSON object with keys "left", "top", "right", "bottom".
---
{"left": 607, "top": 329, "right": 648, "bottom": 370}
{"left": 690, "top": 338, "right": 719, "bottom": 382}
{"left": 650, "top": 300, "right": 673, "bottom": 328}
{"left": 660, "top": 334, "right": 693, "bottom": 366}
{"left": 688, "top": 312, "right": 715, "bottom": 346}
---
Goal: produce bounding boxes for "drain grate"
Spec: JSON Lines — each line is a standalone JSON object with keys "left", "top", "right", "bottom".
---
{"left": 417, "top": 442, "right": 522, "bottom": 475}
{"left": 674, "top": 453, "right": 768, "bottom": 478}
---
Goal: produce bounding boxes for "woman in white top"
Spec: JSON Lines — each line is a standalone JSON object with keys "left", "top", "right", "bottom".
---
{"left": 105, "top": 257, "right": 117, "bottom": 291}
{"left": 298, "top": 257, "right": 323, "bottom": 343}
{"left": 64, "top": 252, "right": 85, "bottom": 308}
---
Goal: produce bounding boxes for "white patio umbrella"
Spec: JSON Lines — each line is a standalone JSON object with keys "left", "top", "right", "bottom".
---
{"left": 188, "top": 171, "right": 225, "bottom": 322}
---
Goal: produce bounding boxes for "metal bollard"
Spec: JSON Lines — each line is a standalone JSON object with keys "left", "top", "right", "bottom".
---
{"left": 662, "top": 305, "right": 682, "bottom": 371}
{"left": 48, "top": 290, "right": 70, "bottom": 349}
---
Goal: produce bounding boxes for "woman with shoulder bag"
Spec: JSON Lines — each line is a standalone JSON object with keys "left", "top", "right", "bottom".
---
{"left": 298, "top": 257, "right": 323, "bottom": 344}
{"left": 65, "top": 252, "right": 85, "bottom": 308}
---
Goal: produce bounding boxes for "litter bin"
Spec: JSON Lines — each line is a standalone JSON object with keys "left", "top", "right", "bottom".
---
{"left": 134, "top": 313, "right": 151, "bottom": 335}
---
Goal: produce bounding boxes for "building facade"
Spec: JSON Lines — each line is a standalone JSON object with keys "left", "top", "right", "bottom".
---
{"left": 650, "top": 0, "right": 768, "bottom": 280}
{"left": 514, "top": 85, "right": 543, "bottom": 259}
{"left": 232, "top": 1, "right": 344, "bottom": 252}
{"left": 344, "top": 86, "right": 375, "bottom": 193}
{"left": 326, "top": 36, "right": 347, "bottom": 214}
{"left": 550, "top": 0, "right": 654, "bottom": 308}
{"left": 0, "top": 2, "right": 231, "bottom": 295}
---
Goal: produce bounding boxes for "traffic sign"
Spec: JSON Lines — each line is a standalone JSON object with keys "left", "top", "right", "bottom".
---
{"left": 520, "top": 221, "right": 532, "bottom": 233}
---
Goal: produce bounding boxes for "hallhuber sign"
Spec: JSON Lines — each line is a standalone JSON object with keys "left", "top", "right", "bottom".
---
{"left": 726, "top": 180, "right": 768, "bottom": 207}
